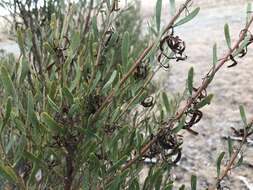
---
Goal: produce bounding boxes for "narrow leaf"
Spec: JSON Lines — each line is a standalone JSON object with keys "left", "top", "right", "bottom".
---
{"left": 188, "top": 67, "right": 194, "bottom": 95}
{"left": 108, "top": 155, "right": 128, "bottom": 173}
{"left": 162, "top": 92, "right": 170, "bottom": 113}
{"left": 0, "top": 66, "right": 16, "bottom": 97}
{"left": 224, "top": 24, "right": 231, "bottom": 49}
{"left": 27, "top": 91, "right": 39, "bottom": 128}
{"left": 174, "top": 7, "right": 200, "bottom": 27}
{"left": 216, "top": 152, "right": 225, "bottom": 177}
{"left": 191, "top": 175, "right": 197, "bottom": 190}
{"left": 102, "top": 70, "right": 117, "bottom": 91}
{"left": 156, "top": 0, "right": 162, "bottom": 32}
{"left": 169, "top": 0, "right": 176, "bottom": 16}
{"left": 213, "top": 43, "right": 218, "bottom": 67}
{"left": 41, "top": 112, "right": 65, "bottom": 133}
{"left": 47, "top": 95, "right": 60, "bottom": 113}
{"left": 239, "top": 105, "right": 247, "bottom": 126}
{"left": 121, "top": 31, "right": 130, "bottom": 65}
{"left": 62, "top": 87, "right": 74, "bottom": 105}
{"left": 227, "top": 136, "right": 233, "bottom": 158}
{"left": 2, "top": 97, "right": 12, "bottom": 128}
{"left": 0, "top": 163, "right": 18, "bottom": 183}
{"left": 195, "top": 94, "right": 213, "bottom": 109}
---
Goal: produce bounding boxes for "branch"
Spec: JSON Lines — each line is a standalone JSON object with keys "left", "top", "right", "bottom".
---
{"left": 92, "top": 0, "right": 193, "bottom": 122}
{"left": 208, "top": 119, "right": 253, "bottom": 190}
{"left": 120, "top": 15, "right": 253, "bottom": 173}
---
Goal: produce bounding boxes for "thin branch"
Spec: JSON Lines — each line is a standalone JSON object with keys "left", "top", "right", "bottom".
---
{"left": 119, "top": 15, "right": 253, "bottom": 174}
{"left": 92, "top": 0, "right": 193, "bottom": 122}
{"left": 208, "top": 119, "right": 253, "bottom": 190}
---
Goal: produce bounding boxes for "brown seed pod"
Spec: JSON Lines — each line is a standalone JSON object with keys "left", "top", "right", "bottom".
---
{"left": 141, "top": 96, "right": 154, "bottom": 108}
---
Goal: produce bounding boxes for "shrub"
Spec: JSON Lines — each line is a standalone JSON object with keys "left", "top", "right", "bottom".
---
{"left": 0, "top": 0, "right": 253, "bottom": 190}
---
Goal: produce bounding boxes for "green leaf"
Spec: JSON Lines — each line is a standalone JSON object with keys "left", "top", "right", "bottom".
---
{"left": 17, "top": 28, "right": 25, "bottom": 54}
{"left": 108, "top": 155, "right": 128, "bottom": 174}
{"left": 239, "top": 105, "right": 247, "bottom": 126}
{"left": 224, "top": 24, "right": 231, "bottom": 49}
{"left": 188, "top": 67, "right": 194, "bottom": 96}
{"left": 0, "top": 163, "right": 18, "bottom": 183}
{"left": 102, "top": 70, "right": 117, "bottom": 91}
{"left": 0, "top": 66, "right": 16, "bottom": 98}
{"left": 14, "top": 135, "right": 27, "bottom": 164}
{"left": 191, "top": 175, "right": 197, "bottom": 190}
{"left": 227, "top": 136, "right": 233, "bottom": 158}
{"left": 41, "top": 112, "right": 65, "bottom": 133}
{"left": 236, "top": 154, "right": 244, "bottom": 167}
{"left": 23, "top": 151, "right": 48, "bottom": 170}
{"left": 216, "top": 152, "right": 225, "bottom": 177}
{"left": 27, "top": 91, "right": 39, "bottom": 128}
{"left": 62, "top": 87, "right": 74, "bottom": 105}
{"left": 18, "top": 56, "right": 30, "bottom": 84}
{"left": 213, "top": 43, "right": 218, "bottom": 67}
{"left": 246, "top": 3, "right": 252, "bottom": 23}
{"left": 2, "top": 97, "right": 12, "bottom": 128}
{"left": 47, "top": 95, "right": 60, "bottom": 113}
{"left": 70, "top": 31, "right": 80, "bottom": 51}
{"left": 121, "top": 31, "right": 130, "bottom": 65}
{"left": 169, "top": 0, "right": 176, "bottom": 16}
{"left": 179, "top": 185, "right": 185, "bottom": 190}
{"left": 156, "top": 0, "right": 162, "bottom": 32}
{"left": 92, "top": 16, "right": 99, "bottom": 39}
{"left": 172, "top": 115, "right": 186, "bottom": 133}
{"left": 162, "top": 92, "right": 171, "bottom": 113}
{"left": 174, "top": 7, "right": 200, "bottom": 27}
{"left": 90, "top": 70, "right": 101, "bottom": 93}
{"left": 195, "top": 94, "right": 213, "bottom": 109}
{"left": 233, "top": 35, "right": 252, "bottom": 56}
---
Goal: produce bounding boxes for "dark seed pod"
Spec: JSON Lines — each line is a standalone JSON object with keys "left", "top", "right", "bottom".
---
{"left": 134, "top": 61, "right": 148, "bottom": 80}
{"left": 141, "top": 96, "right": 154, "bottom": 107}
{"left": 86, "top": 95, "right": 102, "bottom": 114}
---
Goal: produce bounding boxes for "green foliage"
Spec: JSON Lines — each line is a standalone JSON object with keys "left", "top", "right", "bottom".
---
{"left": 0, "top": 0, "right": 252, "bottom": 190}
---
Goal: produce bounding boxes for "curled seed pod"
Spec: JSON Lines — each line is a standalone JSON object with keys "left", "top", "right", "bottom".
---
{"left": 238, "top": 29, "right": 253, "bottom": 58}
{"left": 192, "top": 87, "right": 207, "bottom": 102}
{"left": 162, "top": 148, "right": 182, "bottom": 164}
{"left": 227, "top": 55, "right": 238, "bottom": 68}
{"left": 86, "top": 95, "right": 102, "bottom": 114}
{"left": 230, "top": 127, "right": 253, "bottom": 138}
{"left": 158, "top": 133, "right": 177, "bottom": 150}
{"left": 158, "top": 32, "right": 187, "bottom": 68}
{"left": 104, "top": 124, "right": 119, "bottom": 135}
{"left": 134, "top": 60, "right": 149, "bottom": 80}
{"left": 104, "top": 28, "right": 120, "bottom": 48}
{"left": 183, "top": 109, "right": 203, "bottom": 135}
{"left": 141, "top": 96, "right": 154, "bottom": 107}
{"left": 143, "top": 135, "right": 161, "bottom": 159}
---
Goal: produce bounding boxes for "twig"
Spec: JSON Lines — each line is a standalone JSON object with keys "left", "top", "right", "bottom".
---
{"left": 221, "top": 135, "right": 253, "bottom": 146}
{"left": 208, "top": 119, "right": 253, "bottom": 190}
{"left": 92, "top": 0, "right": 193, "bottom": 122}
{"left": 119, "top": 15, "right": 253, "bottom": 175}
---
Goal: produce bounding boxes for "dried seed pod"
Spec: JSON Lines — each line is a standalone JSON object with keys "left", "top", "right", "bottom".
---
{"left": 158, "top": 32, "right": 187, "bottom": 68}
{"left": 86, "top": 95, "right": 103, "bottom": 114}
{"left": 141, "top": 96, "right": 154, "bottom": 107}
{"left": 134, "top": 60, "right": 148, "bottom": 80}
{"left": 104, "top": 28, "right": 119, "bottom": 48}
{"left": 227, "top": 55, "right": 238, "bottom": 68}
